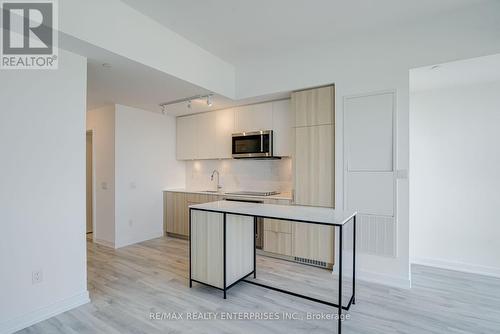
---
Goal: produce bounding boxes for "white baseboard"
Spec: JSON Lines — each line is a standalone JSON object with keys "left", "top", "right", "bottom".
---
{"left": 94, "top": 238, "right": 115, "bottom": 249}
{"left": 114, "top": 232, "right": 163, "bottom": 249}
{"left": 0, "top": 290, "right": 90, "bottom": 334}
{"left": 332, "top": 268, "right": 411, "bottom": 289}
{"left": 357, "top": 270, "right": 412, "bottom": 289}
{"left": 412, "top": 257, "right": 500, "bottom": 278}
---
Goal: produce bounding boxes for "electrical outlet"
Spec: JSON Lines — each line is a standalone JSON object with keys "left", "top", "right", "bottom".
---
{"left": 32, "top": 270, "right": 43, "bottom": 284}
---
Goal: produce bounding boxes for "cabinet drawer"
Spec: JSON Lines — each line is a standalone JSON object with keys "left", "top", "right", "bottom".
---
{"left": 264, "top": 231, "right": 292, "bottom": 256}
{"left": 264, "top": 219, "right": 292, "bottom": 233}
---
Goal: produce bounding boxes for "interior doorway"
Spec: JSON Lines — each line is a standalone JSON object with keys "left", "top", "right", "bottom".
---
{"left": 409, "top": 54, "right": 500, "bottom": 277}
{"left": 86, "top": 130, "right": 94, "bottom": 236}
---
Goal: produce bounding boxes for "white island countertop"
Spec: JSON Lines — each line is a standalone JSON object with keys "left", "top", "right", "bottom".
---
{"left": 189, "top": 200, "right": 356, "bottom": 226}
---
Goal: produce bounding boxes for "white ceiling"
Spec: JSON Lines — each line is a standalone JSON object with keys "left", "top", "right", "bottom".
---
{"left": 87, "top": 57, "right": 210, "bottom": 114}
{"left": 60, "top": 33, "right": 212, "bottom": 113}
{"left": 87, "top": 51, "right": 289, "bottom": 116}
{"left": 62, "top": 32, "right": 289, "bottom": 115}
{"left": 120, "top": 0, "right": 487, "bottom": 64}
{"left": 410, "top": 53, "right": 500, "bottom": 92}
{"left": 73, "top": 1, "right": 494, "bottom": 115}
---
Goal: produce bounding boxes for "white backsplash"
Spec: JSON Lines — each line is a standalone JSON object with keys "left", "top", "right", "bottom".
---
{"left": 185, "top": 158, "right": 292, "bottom": 193}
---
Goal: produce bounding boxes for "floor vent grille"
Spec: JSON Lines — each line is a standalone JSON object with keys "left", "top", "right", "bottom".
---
{"left": 294, "top": 257, "right": 329, "bottom": 269}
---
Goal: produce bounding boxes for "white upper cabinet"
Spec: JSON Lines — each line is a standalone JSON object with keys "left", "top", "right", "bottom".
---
{"left": 176, "top": 114, "right": 198, "bottom": 160}
{"left": 272, "top": 99, "right": 293, "bottom": 157}
{"left": 176, "top": 99, "right": 293, "bottom": 160}
{"left": 234, "top": 102, "right": 273, "bottom": 133}
{"left": 215, "top": 108, "right": 235, "bottom": 159}
{"left": 196, "top": 112, "right": 218, "bottom": 160}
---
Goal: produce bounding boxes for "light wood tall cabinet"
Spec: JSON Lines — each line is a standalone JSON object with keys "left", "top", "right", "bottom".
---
{"left": 291, "top": 85, "right": 335, "bottom": 265}
{"left": 293, "top": 85, "right": 334, "bottom": 127}
{"left": 294, "top": 124, "right": 334, "bottom": 207}
{"left": 292, "top": 224, "right": 334, "bottom": 264}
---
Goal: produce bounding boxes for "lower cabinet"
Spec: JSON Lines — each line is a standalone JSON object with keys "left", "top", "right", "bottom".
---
{"left": 263, "top": 229, "right": 292, "bottom": 256}
{"left": 292, "top": 224, "right": 334, "bottom": 265}
{"left": 164, "top": 191, "right": 221, "bottom": 238}
{"left": 165, "top": 192, "right": 335, "bottom": 267}
{"left": 164, "top": 191, "right": 188, "bottom": 237}
{"left": 191, "top": 211, "right": 254, "bottom": 288}
{"left": 262, "top": 198, "right": 334, "bottom": 267}
{"left": 262, "top": 200, "right": 293, "bottom": 257}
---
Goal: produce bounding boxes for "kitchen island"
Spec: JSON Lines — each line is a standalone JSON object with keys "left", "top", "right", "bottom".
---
{"left": 189, "top": 200, "right": 357, "bottom": 334}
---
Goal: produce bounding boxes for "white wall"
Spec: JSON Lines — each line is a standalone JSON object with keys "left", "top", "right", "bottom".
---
{"left": 86, "top": 106, "right": 116, "bottom": 247}
{"left": 114, "top": 105, "right": 185, "bottom": 247}
{"left": 87, "top": 104, "right": 185, "bottom": 248}
{"left": 0, "top": 50, "right": 89, "bottom": 333}
{"left": 185, "top": 158, "right": 292, "bottom": 193}
{"left": 410, "top": 81, "right": 500, "bottom": 277}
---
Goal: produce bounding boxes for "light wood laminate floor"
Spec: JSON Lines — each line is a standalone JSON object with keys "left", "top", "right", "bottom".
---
{"left": 18, "top": 237, "right": 500, "bottom": 334}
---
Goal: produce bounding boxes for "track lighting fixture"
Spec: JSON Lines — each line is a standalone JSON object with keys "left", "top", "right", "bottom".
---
{"left": 159, "top": 93, "right": 214, "bottom": 111}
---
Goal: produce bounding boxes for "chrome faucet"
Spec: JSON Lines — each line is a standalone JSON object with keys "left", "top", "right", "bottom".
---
{"left": 211, "top": 170, "right": 222, "bottom": 191}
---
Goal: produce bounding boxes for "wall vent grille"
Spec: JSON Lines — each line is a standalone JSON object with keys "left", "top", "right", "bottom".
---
{"left": 354, "top": 214, "right": 396, "bottom": 257}
{"left": 293, "top": 257, "right": 329, "bottom": 269}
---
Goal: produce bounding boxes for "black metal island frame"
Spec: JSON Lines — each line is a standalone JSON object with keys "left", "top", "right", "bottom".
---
{"left": 188, "top": 200, "right": 357, "bottom": 334}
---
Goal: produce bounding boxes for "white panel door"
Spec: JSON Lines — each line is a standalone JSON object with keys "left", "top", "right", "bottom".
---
{"left": 344, "top": 92, "right": 396, "bottom": 256}
{"left": 346, "top": 172, "right": 394, "bottom": 216}
{"left": 346, "top": 93, "right": 394, "bottom": 171}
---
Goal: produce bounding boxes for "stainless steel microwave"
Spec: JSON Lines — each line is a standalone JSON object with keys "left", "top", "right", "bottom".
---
{"left": 232, "top": 130, "right": 273, "bottom": 158}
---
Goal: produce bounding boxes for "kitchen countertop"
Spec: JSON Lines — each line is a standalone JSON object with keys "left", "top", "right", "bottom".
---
{"left": 163, "top": 188, "right": 293, "bottom": 201}
{"left": 190, "top": 200, "right": 356, "bottom": 226}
